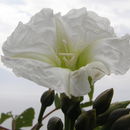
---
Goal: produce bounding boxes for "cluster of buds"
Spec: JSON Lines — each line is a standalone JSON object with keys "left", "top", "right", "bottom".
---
{"left": 94, "top": 88, "right": 130, "bottom": 130}
{"left": 38, "top": 88, "right": 130, "bottom": 130}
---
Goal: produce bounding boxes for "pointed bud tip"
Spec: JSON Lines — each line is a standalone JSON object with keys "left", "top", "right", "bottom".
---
{"left": 93, "top": 88, "right": 114, "bottom": 115}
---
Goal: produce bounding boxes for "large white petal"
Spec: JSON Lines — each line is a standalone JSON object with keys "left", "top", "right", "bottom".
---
{"left": 69, "top": 61, "right": 109, "bottom": 96}
{"left": 69, "top": 67, "right": 91, "bottom": 96}
{"left": 63, "top": 8, "right": 115, "bottom": 51}
{"left": 2, "top": 9, "right": 57, "bottom": 61}
{"left": 1, "top": 56, "right": 81, "bottom": 96}
{"left": 1, "top": 56, "right": 69, "bottom": 93}
{"left": 2, "top": 56, "right": 109, "bottom": 97}
{"left": 92, "top": 35, "right": 130, "bottom": 74}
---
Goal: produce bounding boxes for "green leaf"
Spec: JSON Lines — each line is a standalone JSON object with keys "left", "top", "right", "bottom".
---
{"left": 88, "top": 76, "right": 94, "bottom": 101}
{"left": 0, "top": 112, "right": 12, "bottom": 124}
{"left": 54, "top": 94, "right": 61, "bottom": 109}
{"left": 15, "top": 107, "right": 35, "bottom": 129}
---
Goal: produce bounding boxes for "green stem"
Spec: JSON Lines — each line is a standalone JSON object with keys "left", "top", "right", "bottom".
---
{"left": 35, "top": 105, "right": 46, "bottom": 130}
{"left": 80, "top": 101, "right": 93, "bottom": 108}
{"left": 38, "top": 105, "right": 46, "bottom": 124}
{"left": 64, "top": 115, "right": 70, "bottom": 130}
{"left": 31, "top": 108, "right": 59, "bottom": 130}
{"left": 69, "top": 119, "right": 75, "bottom": 130}
{"left": 64, "top": 115, "right": 75, "bottom": 130}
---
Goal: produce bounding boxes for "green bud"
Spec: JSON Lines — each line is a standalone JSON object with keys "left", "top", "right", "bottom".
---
{"left": 96, "top": 100, "right": 130, "bottom": 127}
{"left": 61, "top": 94, "right": 81, "bottom": 120}
{"left": 61, "top": 94, "right": 72, "bottom": 115}
{"left": 93, "top": 88, "right": 113, "bottom": 115}
{"left": 108, "top": 108, "right": 130, "bottom": 124}
{"left": 47, "top": 117, "right": 63, "bottom": 130}
{"left": 96, "top": 109, "right": 110, "bottom": 126}
{"left": 75, "top": 113, "right": 89, "bottom": 130}
{"left": 110, "top": 100, "right": 130, "bottom": 111}
{"left": 87, "top": 109, "right": 96, "bottom": 129}
{"left": 111, "top": 114, "right": 130, "bottom": 130}
{"left": 102, "top": 108, "right": 130, "bottom": 130}
{"left": 75, "top": 109, "right": 96, "bottom": 130}
{"left": 67, "top": 102, "right": 81, "bottom": 120}
{"left": 40, "top": 90, "right": 54, "bottom": 107}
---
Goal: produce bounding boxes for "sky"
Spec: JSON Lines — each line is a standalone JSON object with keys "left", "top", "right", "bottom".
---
{"left": 0, "top": 0, "right": 130, "bottom": 129}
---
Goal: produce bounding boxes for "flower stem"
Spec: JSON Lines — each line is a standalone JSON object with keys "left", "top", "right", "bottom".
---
{"left": 34, "top": 105, "right": 46, "bottom": 130}
{"left": 38, "top": 105, "right": 46, "bottom": 125}
{"left": 42, "top": 108, "right": 58, "bottom": 120}
{"left": 64, "top": 115, "right": 70, "bottom": 130}
{"left": 31, "top": 108, "right": 59, "bottom": 130}
{"left": 69, "top": 119, "right": 75, "bottom": 130}
{"left": 64, "top": 115, "right": 75, "bottom": 130}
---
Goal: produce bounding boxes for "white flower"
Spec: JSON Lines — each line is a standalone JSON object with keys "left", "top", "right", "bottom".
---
{"left": 2, "top": 8, "right": 130, "bottom": 96}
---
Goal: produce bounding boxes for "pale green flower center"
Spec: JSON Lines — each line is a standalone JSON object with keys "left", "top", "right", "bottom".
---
{"left": 54, "top": 18, "right": 92, "bottom": 71}
{"left": 58, "top": 52, "right": 78, "bottom": 70}
{"left": 55, "top": 39, "right": 92, "bottom": 71}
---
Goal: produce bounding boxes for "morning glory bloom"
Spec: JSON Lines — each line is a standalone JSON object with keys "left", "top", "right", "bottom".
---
{"left": 2, "top": 8, "right": 130, "bottom": 96}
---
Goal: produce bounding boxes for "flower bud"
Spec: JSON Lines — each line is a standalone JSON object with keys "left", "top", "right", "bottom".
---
{"left": 110, "top": 100, "right": 130, "bottom": 111}
{"left": 47, "top": 117, "right": 63, "bottom": 130}
{"left": 75, "top": 109, "right": 96, "bottom": 130}
{"left": 96, "top": 109, "right": 110, "bottom": 126}
{"left": 67, "top": 102, "right": 81, "bottom": 120}
{"left": 93, "top": 88, "right": 113, "bottom": 115}
{"left": 111, "top": 114, "right": 130, "bottom": 130}
{"left": 75, "top": 113, "right": 89, "bottom": 130}
{"left": 96, "top": 101, "right": 130, "bottom": 127}
{"left": 96, "top": 100, "right": 130, "bottom": 127}
{"left": 40, "top": 90, "right": 54, "bottom": 107}
{"left": 61, "top": 94, "right": 71, "bottom": 114}
{"left": 102, "top": 108, "right": 130, "bottom": 130}
{"left": 108, "top": 108, "right": 130, "bottom": 125}
{"left": 61, "top": 94, "right": 81, "bottom": 120}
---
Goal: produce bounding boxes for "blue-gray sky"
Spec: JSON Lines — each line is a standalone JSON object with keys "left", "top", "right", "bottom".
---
{"left": 0, "top": 0, "right": 130, "bottom": 129}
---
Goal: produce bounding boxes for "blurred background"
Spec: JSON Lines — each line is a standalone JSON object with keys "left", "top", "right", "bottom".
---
{"left": 0, "top": 0, "right": 130, "bottom": 129}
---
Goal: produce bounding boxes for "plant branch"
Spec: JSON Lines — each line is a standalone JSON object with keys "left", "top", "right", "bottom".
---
{"left": 31, "top": 108, "right": 59, "bottom": 130}
{"left": 80, "top": 101, "right": 93, "bottom": 108}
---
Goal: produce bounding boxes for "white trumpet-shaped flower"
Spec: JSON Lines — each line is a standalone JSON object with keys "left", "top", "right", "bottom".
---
{"left": 2, "top": 8, "right": 130, "bottom": 96}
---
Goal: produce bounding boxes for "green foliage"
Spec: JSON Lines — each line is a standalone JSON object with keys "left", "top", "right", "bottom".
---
{"left": 54, "top": 93, "right": 61, "bottom": 109}
{"left": 0, "top": 112, "right": 12, "bottom": 124}
{"left": 15, "top": 107, "right": 35, "bottom": 129}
